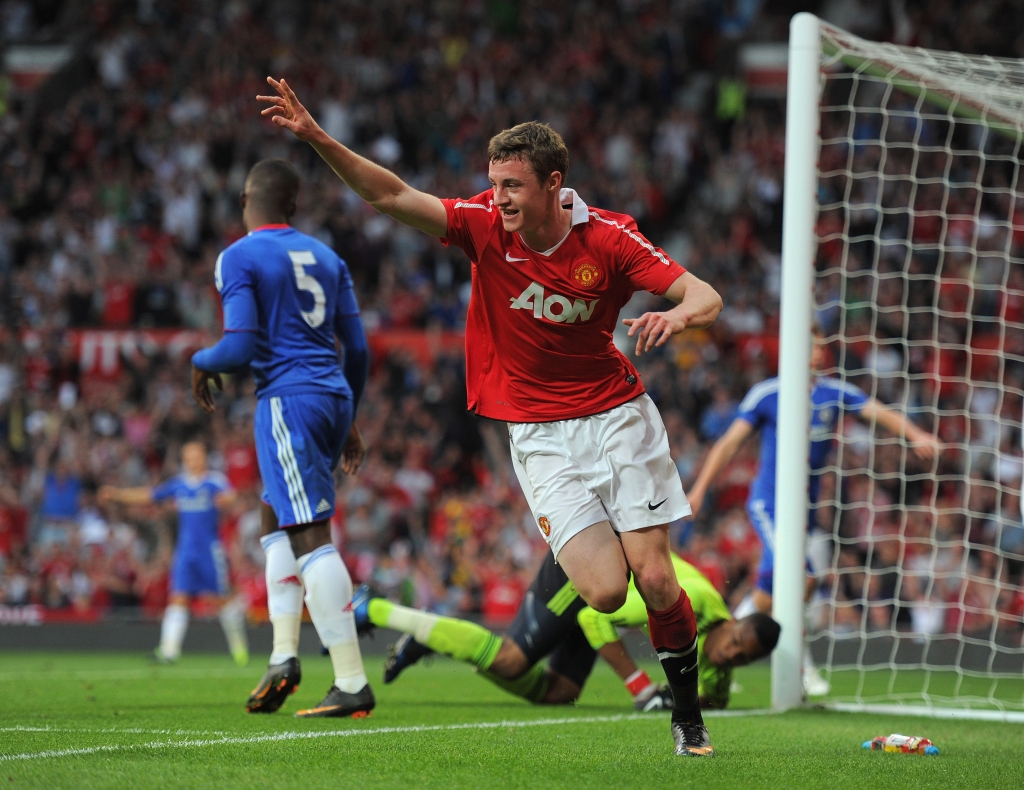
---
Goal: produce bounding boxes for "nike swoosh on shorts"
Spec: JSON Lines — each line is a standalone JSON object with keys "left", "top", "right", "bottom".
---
{"left": 648, "top": 498, "right": 668, "bottom": 510}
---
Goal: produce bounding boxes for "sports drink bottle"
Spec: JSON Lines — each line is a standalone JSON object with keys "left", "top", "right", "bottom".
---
{"left": 862, "top": 734, "right": 939, "bottom": 755}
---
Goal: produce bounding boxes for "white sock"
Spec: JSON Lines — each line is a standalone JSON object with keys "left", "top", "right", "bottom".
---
{"left": 733, "top": 592, "right": 757, "bottom": 619}
{"left": 262, "top": 531, "right": 304, "bottom": 665}
{"left": 382, "top": 605, "right": 440, "bottom": 643}
{"left": 160, "top": 604, "right": 189, "bottom": 659}
{"left": 219, "top": 597, "right": 249, "bottom": 659}
{"left": 624, "top": 669, "right": 657, "bottom": 702}
{"left": 298, "top": 545, "right": 368, "bottom": 694}
{"left": 328, "top": 642, "right": 368, "bottom": 693}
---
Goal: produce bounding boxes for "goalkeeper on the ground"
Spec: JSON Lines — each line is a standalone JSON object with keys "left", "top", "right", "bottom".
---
{"left": 352, "top": 551, "right": 780, "bottom": 709}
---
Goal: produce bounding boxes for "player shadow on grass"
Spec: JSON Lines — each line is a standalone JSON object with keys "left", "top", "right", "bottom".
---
{"left": 122, "top": 701, "right": 245, "bottom": 712}
{"left": 382, "top": 699, "right": 634, "bottom": 715}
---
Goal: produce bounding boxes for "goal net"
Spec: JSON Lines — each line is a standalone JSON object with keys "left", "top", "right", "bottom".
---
{"left": 776, "top": 14, "right": 1024, "bottom": 720}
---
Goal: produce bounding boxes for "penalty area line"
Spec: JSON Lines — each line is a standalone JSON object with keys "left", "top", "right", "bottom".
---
{"left": 0, "top": 710, "right": 774, "bottom": 762}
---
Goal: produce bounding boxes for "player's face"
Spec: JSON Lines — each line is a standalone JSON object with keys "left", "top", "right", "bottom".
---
{"left": 488, "top": 158, "right": 556, "bottom": 234}
{"left": 707, "top": 621, "right": 763, "bottom": 669}
{"left": 181, "top": 443, "right": 207, "bottom": 476}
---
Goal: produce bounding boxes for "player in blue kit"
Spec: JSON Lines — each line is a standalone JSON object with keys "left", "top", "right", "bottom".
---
{"left": 99, "top": 441, "right": 249, "bottom": 665}
{"left": 687, "top": 330, "right": 939, "bottom": 693}
{"left": 190, "top": 159, "right": 371, "bottom": 718}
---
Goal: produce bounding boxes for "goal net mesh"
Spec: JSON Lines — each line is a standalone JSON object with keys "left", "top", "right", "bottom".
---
{"left": 808, "top": 22, "right": 1024, "bottom": 714}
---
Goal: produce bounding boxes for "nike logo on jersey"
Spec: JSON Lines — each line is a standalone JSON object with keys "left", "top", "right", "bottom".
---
{"left": 648, "top": 498, "right": 668, "bottom": 510}
{"left": 506, "top": 252, "right": 529, "bottom": 262}
{"left": 316, "top": 499, "right": 331, "bottom": 514}
{"left": 510, "top": 281, "right": 599, "bottom": 324}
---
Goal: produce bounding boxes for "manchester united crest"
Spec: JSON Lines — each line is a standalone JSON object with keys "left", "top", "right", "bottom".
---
{"left": 572, "top": 261, "right": 601, "bottom": 289}
{"left": 538, "top": 516, "right": 551, "bottom": 537}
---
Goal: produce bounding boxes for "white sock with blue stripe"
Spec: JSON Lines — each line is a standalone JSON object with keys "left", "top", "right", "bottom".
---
{"left": 298, "top": 545, "right": 368, "bottom": 694}
{"left": 262, "top": 531, "right": 304, "bottom": 666}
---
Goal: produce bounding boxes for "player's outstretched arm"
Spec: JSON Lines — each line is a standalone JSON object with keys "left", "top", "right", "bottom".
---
{"left": 596, "top": 640, "right": 643, "bottom": 681}
{"left": 98, "top": 485, "right": 154, "bottom": 507}
{"left": 623, "top": 271, "right": 722, "bottom": 356}
{"left": 258, "top": 77, "right": 447, "bottom": 237}
{"left": 686, "top": 418, "right": 754, "bottom": 517}
{"left": 215, "top": 490, "right": 238, "bottom": 510}
{"left": 859, "top": 399, "right": 940, "bottom": 461}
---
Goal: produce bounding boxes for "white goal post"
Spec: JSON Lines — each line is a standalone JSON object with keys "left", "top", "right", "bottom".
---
{"left": 775, "top": 13, "right": 1024, "bottom": 720}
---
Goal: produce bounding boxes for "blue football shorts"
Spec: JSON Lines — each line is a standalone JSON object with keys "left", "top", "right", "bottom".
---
{"left": 170, "top": 539, "right": 229, "bottom": 596}
{"left": 747, "top": 499, "right": 817, "bottom": 594}
{"left": 254, "top": 391, "right": 352, "bottom": 529}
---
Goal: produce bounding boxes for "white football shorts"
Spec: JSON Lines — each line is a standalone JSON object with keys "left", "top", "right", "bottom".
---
{"left": 509, "top": 393, "right": 690, "bottom": 558}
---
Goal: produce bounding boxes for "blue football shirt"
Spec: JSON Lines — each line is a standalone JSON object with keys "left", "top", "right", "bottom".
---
{"left": 151, "top": 472, "right": 230, "bottom": 549}
{"left": 737, "top": 376, "right": 869, "bottom": 511}
{"left": 214, "top": 226, "right": 360, "bottom": 399}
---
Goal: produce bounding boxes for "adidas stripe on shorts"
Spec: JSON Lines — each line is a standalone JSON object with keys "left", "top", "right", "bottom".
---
{"left": 509, "top": 393, "right": 690, "bottom": 558}
{"left": 253, "top": 391, "right": 353, "bottom": 528}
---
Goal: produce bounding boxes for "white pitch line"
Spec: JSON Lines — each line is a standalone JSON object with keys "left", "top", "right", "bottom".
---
{"left": 0, "top": 668, "right": 254, "bottom": 682}
{"left": 703, "top": 707, "right": 775, "bottom": 718}
{"left": 0, "top": 726, "right": 229, "bottom": 735}
{"left": 0, "top": 710, "right": 773, "bottom": 763}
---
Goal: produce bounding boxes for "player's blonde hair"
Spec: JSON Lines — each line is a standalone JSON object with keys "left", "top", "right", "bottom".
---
{"left": 487, "top": 121, "right": 569, "bottom": 184}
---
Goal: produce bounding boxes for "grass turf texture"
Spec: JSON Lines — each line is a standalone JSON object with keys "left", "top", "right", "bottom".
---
{"left": 1, "top": 652, "right": 1022, "bottom": 789}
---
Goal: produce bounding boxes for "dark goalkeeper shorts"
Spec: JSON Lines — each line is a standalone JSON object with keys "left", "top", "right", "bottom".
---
{"left": 506, "top": 550, "right": 597, "bottom": 687}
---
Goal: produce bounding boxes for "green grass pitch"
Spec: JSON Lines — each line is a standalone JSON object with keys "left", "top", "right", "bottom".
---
{"left": 2, "top": 651, "right": 1021, "bottom": 789}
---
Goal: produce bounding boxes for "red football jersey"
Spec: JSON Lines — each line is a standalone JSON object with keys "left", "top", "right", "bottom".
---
{"left": 441, "top": 188, "right": 686, "bottom": 422}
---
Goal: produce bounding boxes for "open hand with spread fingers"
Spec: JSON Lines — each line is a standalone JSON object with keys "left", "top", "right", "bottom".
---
{"left": 257, "top": 77, "right": 323, "bottom": 144}
{"left": 622, "top": 310, "right": 689, "bottom": 356}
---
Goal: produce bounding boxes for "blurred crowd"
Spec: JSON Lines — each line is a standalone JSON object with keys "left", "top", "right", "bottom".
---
{"left": 808, "top": 19, "right": 1024, "bottom": 644}
{"left": 0, "top": 1, "right": 1021, "bottom": 645}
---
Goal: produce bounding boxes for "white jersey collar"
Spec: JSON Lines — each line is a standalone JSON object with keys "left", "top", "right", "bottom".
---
{"left": 520, "top": 188, "right": 590, "bottom": 257}
{"left": 561, "top": 188, "right": 590, "bottom": 227}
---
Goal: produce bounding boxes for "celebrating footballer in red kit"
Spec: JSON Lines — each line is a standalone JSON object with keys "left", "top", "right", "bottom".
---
{"left": 259, "top": 76, "right": 724, "bottom": 757}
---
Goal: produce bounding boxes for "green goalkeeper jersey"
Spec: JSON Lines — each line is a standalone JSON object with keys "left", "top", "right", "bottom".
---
{"left": 577, "top": 553, "right": 734, "bottom": 708}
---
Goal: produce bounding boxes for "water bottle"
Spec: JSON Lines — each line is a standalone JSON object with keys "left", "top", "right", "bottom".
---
{"left": 862, "top": 734, "right": 939, "bottom": 755}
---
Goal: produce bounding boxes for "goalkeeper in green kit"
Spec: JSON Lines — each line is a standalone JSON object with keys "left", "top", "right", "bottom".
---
{"left": 352, "top": 551, "right": 780, "bottom": 709}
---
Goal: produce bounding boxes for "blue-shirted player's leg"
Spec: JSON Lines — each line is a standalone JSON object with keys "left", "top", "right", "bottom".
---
{"left": 248, "top": 401, "right": 307, "bottom": 712}
{"left": 155, "top": 552, "right": 195, "bottom": 663}
{"left": 745, "top": 500, "right": 829, "bottom": 696}
{"left": 746, "top": 500, "right": 776, "bottom": 615}
{"left": 260, "top": 519, "right": 303, "bottom": 668}
{"left": 188, "top": 539, "right": 249, "bottom": 667}
{"left": 253, "top": 393, "right": 373, "bottom": 719}
{"left": 246, "top": 502, "right": 304, "bottom": 713}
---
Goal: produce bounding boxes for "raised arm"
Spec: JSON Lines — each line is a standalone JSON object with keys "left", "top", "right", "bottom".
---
{"left": 215, "top": 490, "right": 238, "bottom": 510}
{"left": 859, "top": 399, "right": 939, "bottom": 461}
{"left": 686, "top": 417, "right": 755, "bottom": 517}
{"left": 258, "top": 77, "right": 447, "bottom": 237}
{"left": 623, "top": 271, "right": 723, "bottom": 356}
{"left": 98, "top": 485, "right": 154, "bottom": 507}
